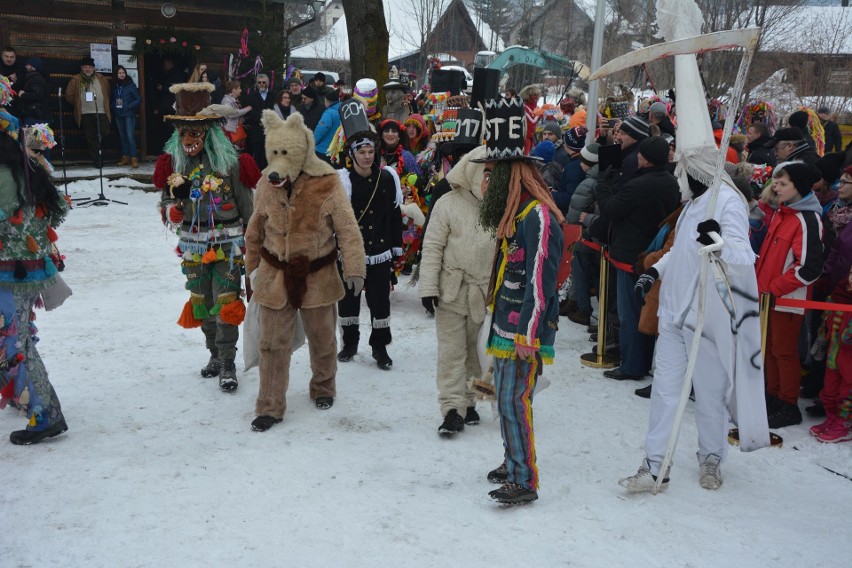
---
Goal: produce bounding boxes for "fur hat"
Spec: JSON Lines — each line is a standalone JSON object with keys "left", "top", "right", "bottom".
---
{"left": 619, "top": 116, "right": 650, "bottom": 141}
{"left": 542, "top": 121, "right": 562, "bottom": 139}
{"left": 775, "top": 161, "right": 821, "bottom": 195}
{"left": 564, "top": 126, "right": 588, "bottom": 150}
{"left": 580, "top": 142, "right": 599, "bottom": 165}
{"left": 532, "top": 140, "right": 556, "bottom": 163}
{"left": 164, "top": 83, "right": 220, "bottom": 122}
{"left": 638, "top": 136, "right": 670, "bottom": 166}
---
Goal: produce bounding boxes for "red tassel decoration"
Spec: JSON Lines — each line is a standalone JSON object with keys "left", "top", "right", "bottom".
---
{"left": 219, "top": 299, "right": 246, "bottom": 326}
{"left": 177, "top": 300, "right": 203, "bottom": 328}
{"left": 26, "top": 235, "right": 39, "bottom": 253}
{"left": 9, "top": 209, "right": 23, "bottom": 225}
{"left": 46, "top": 226, "right": 58, "bottom": 243}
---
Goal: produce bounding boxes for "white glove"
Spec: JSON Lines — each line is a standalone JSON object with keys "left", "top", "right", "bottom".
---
{"left": 345, "top": 276, "right": 364, "bottom": 296}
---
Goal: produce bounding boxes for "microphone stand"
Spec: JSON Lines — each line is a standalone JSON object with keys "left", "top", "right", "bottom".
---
{"left": 57, "top": 87, "right": 69, "bottom": 194}
{"left": 76, "top": 90, "right": 127, "bottom": 207}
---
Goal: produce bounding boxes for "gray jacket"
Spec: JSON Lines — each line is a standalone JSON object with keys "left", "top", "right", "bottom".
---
{"left": 566, "top": 164, "right": 598, "bottom": 224}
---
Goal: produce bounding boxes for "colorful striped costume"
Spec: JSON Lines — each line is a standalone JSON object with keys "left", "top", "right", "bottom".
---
{"left": 487, "top": 197, "right": 563, "bottom": 490}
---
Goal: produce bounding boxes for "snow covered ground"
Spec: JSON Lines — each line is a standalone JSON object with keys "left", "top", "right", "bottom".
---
{"left": 3, "top": 180, "right": 851, "bottom": 568}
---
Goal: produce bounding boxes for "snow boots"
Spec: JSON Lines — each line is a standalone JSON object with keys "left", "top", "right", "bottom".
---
{"left": 219, "top": 360, "right": 238, "bottom": 392}
{"left": 9, "top": 419, "right": 68, "bottom": 445}
{"left": 767, "top": 400, "right": 802, "bottom": 429}
{"left": 438, "top": 409, "right": 464, "bottom": 435}
{"left": 337, "top": 344, "right": 357, "bottom": 362}
{"left": 464, "top": 406, "right": 480, "bottom": 425}
{"left": 201, "top": 352, "right": 221, "bottom": 378}
{"left": 315, "top": 396, "right": 334, "bottom": 410}
{"left": 116, "top": 155, "right": 130, "bottom": 166}
{"left": 130, "top": 157, "right": 139, "bottom": 168}
{"left": 488, "top": 483, "right": 538, "bottom": 505}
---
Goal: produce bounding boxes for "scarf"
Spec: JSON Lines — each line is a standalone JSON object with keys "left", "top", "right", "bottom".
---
{"left": 827, "top": 202, "right": 852, "bottom": 234}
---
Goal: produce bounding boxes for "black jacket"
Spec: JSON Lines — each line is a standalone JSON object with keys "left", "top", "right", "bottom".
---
{"left": 786, "top": 142, "right": 820, "bottom": 165}
{"left": 594, "top": 164, "right": 681, "bottom": 264}
{"left": 243, "top": 90, "right": 276, "bottom": 127}
{"left": 655, "top": 116, "right": 676, "bottom": 138}
{"left": 18, "top": 69, "right": 52, "bottom": 123}
{"left": 822, "top": 119, "right": 843, "bottom": 154}
{"left": 348, "top": 167, "right": 403, "bottom": 261}
{"left": 747, "top": 136, "right": 776, "bottom": 166}
{"left": 300, "top": 100, "right": 325, "bottom": 131}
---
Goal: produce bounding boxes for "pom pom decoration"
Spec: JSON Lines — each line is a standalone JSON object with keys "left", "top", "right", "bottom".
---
{"left": 219, "top": 298, "right": 246, "bottom": 326}
{"left": 26, "top": 235, "right": 39, "bottom": 253}
{"left": 201, "top": 249, "right": 218, "bottom": 264}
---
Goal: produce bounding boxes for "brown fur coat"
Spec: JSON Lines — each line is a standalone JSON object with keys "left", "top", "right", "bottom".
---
{"left": 245, "top": 172, "right": 366, "bottom": 310}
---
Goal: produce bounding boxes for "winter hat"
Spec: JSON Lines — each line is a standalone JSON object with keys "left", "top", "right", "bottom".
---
{"left": 766, "top": 127, "right": 804, "bottom": 147}
{"left": 313, "top": 72, "right": 326, "bottom": 83}
{"left": 79, "top": 56, "right": 95, "bottom": 67}
{"left": 731, "top": 175, "right": 753, "bottom": 201}
{"left": 564, "top": 126, "right": 588, "bottom": 150}
{"left": 817, "top": 106, "right": 831, "bottom": 115}
{"left": 649, "top": 101, "right": 668, "bottom": 116}
{"left": 638, "top": 136, "right": 670, "bottom": 166}
{"left": 580, "top": 142, "right": 599, "bottom": 166}
{"left": 542, "top": 121, "right": 562, "bottom": 138}
{"left": 815, "top": 153, "right": 845, "bottom": 185}
{"left": 25, "top": 57, "right": 43, "bottom": 72}
{"left": 325, "top": 89, "right": 339, "bottom": 103}
{"left": 532, "top": 140, "right": 556, "bottom": 163}
{"left": 788, "top": 111, "right": 809, "bottom": 130}
{"left": 302, "top": 85, "right": 318, "bottom": 99}
{"left": 618, "top": 116, "right": 650, "bottom": 141}
{"left": 776, "top": 161, "right": 821, "bottom": 195}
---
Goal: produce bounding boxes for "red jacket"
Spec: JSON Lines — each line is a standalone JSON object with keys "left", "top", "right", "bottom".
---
{"left": 755, "top": 192, "right": 824, "bottom": 314}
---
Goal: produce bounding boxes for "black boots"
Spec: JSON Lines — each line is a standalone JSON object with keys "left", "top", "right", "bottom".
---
{"left": 10, "top": 419, "right": 68, "bottom": 445}
{"left": 200, "top": 352, "right": 221, "bottom": 378}
{"left": 489, "top": 483, "right": 538, "bottom": 505}
{"left": 219, "top": 360, "right": 238, "bottom": 392}
{"left": 372, "top": 346, "right": 393, "bottom": 370}
{"left": 315, "top": 396, "right": 334, "bottom": 409}
{"left": 337, "top": 344, "right": 357, "bottom": 362}
{"left": 251, "top": 415, "right": 283, "bottom": 432}
{"left": 438, "top": 409, "right": 464, "bottom": 435}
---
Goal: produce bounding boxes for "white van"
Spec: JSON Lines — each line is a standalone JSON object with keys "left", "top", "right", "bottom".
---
{"left": 298, "top": 69, "right": 341, "bottom": 84}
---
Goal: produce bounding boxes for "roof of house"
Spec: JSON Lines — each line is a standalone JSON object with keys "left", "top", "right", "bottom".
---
{"left": 291, "top": 0, "right": 504, "bottom": 61}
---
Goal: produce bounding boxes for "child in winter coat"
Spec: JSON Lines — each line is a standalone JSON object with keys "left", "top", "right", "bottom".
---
{"left": 809, "top": 267, "right": 852, "bottom": 443}
{"left": 756, "top": 161, "right": 825, "bottom": 428}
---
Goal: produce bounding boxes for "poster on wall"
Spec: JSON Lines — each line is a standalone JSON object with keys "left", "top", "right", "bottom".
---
{"left": 116, "top": 36, "right": 135, "bottom": 52}
{"left": 118, "top": 53, "right": 136, "bottom": 68}
{"left": 91, "top": 43, "right": 113, "bottom": 73}
{"left": 126, "top": 68, "right": 139, "bottom": 85}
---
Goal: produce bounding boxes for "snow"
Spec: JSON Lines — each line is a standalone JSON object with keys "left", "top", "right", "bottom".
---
{"left": 4, "top": 179, "right": 852, "bottom": 567}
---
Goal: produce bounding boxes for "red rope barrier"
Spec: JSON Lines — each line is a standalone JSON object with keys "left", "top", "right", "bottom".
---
{"left": 773, "top": 297, "right": 852, "bottom": 312}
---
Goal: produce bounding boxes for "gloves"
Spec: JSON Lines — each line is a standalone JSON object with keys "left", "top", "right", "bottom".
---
{"left": 345, "top": 276, "right": 364, "bottom": 296}
{"left": 171, "top": 180, "right": 192, "bottom": 200}
{"left": 421, "top": 296, "right": 438, "bottom": 315}
{"left": 634, "top": 267, "right": 659, "bottom": 301}
{"left": 810, "top": 335, "right": 828, "bottom": 362}
{"left": 515, "top": 343, "right": 537, "bottom": 360}
{"left": 168, "top": 204, "right": 184, "bottom": 224}
{"left": 696, "top": 219, "right": 721, "bottom": 246}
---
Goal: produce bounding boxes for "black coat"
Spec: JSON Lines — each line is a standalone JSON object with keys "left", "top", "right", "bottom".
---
{"left": 822, "top": 119, "right": 843, "bottom": 154}
{"left": 18, "top": 69, "right": 52, "bottom": 123}
{"left": 594, "top": 164, "right": 681, "bottom": 264}
{"left": 747, "top": 136, "right": 776, "bottom": 167}
{"left": 300, "top": 101, "right": 325, "bottom": 131}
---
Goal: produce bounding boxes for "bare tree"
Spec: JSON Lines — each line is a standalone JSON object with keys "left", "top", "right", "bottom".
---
{"left": 342, "top": 0, "right": 390, "bottom": 93}
{"left": 398, "top": 0, "right": 451, "bottom": 79}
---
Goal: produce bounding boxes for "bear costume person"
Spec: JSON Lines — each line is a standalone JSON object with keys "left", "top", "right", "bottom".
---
{"left": 245, "top": 110, "right": 366, "bottom": 431}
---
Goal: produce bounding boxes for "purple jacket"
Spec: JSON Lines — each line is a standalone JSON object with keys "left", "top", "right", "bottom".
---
{"left": 823, "top": 214, "right": 852, "bottom": 289}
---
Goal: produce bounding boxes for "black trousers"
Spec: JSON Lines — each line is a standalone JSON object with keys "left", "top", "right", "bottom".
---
{"left": 338, "top": 260, "right": 392, "bottom": 348}
{"left": 79, "top": 113, "right": 110, "bottom": 164}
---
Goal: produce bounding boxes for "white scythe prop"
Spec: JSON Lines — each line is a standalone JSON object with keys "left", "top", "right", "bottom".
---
{"left": 590, "top": 10, "right": 761, "bottom": 495}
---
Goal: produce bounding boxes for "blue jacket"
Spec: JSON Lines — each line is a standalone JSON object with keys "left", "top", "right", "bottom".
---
{"left": 487, "top": 198, "right": 563, "bottom": 364}
{"left": 111, "top": 80, "right": 141, "bottom": 118}
{"left": 554, "top": 157, "right": 584, "bottom": 214}
{"left": 314, "top": 101, "right": 341, "bottom": 155}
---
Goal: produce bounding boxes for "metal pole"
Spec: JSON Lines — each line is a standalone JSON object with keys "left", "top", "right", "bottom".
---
{"left": 584, "top": 0, "right": 606, "bottom": 138}
{"left": 580, "top": 245, "right": 618, "bottom": 368}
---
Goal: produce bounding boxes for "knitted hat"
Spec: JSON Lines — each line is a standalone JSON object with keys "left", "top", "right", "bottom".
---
{"left": 817, "top": 106, "right": 831, "bottom": 115}
{"left": 580, "top": 142, "right": 599, "bottom": 165}
{"left": 313, "top": 72, "right": 326, "bottom": 83}
{"left": 564, "top": 126, "right": 588, "bottom": 150}
{"left": 532, "top": 140, "right": 556, "bottom": 163}
{"left": 776, "top": 161, "right": 821, "bottom": 195}
{"left": 619, "top": 116, "right": 649, "bottom": 141}
{"left": 79, "top": 56, "right": 95, "bottom": 67}
{"left": 542, "top": 121, "right": 562, "bottom": 138}
{"left": 353, "top": 78, "right": 379, "bottom": 117}
{"left": 325, "top": 89, "right": 339, "bottom": 103}
{"left": 25, "top": 57, "right": 43, "bottom": 72}
{"left": 638, "top": 136, "right": 670, "bottom": 166}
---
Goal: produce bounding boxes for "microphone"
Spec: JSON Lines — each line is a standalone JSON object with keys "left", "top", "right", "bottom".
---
{"left": 58, "top": 87, "right": 62, "bottom": 97}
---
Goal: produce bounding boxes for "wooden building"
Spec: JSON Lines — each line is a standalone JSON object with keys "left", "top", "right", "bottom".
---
{"left": 0, "top": 0, "right": 300, "bottom": 161}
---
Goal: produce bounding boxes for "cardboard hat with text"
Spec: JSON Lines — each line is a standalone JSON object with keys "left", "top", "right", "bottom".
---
{"left": 472, "top": 97, "right": 540, "bottom": 162}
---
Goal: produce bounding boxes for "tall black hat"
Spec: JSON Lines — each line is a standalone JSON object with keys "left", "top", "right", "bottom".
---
{"left": 339, "top": 99, "right": 376, "bottom": 145}
{"left": 472, "top": 97, "right": 539, "bottom": 162}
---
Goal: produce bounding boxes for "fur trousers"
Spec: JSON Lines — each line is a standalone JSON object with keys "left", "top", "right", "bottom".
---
{"left": 435, "top": 305, "right": 479, "bottom": 417}
{"left": 255, "top": 303, "right": 337, "bottom": 419}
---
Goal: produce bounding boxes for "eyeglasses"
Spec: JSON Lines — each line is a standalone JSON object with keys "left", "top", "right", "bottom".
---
{"left": 839, "top": 180, "right": 852, "bottom": 186}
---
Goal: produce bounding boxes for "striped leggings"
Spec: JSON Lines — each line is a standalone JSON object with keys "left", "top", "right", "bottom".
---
{"left": 494, "top": 356, "right": 538, "bottom": 490}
